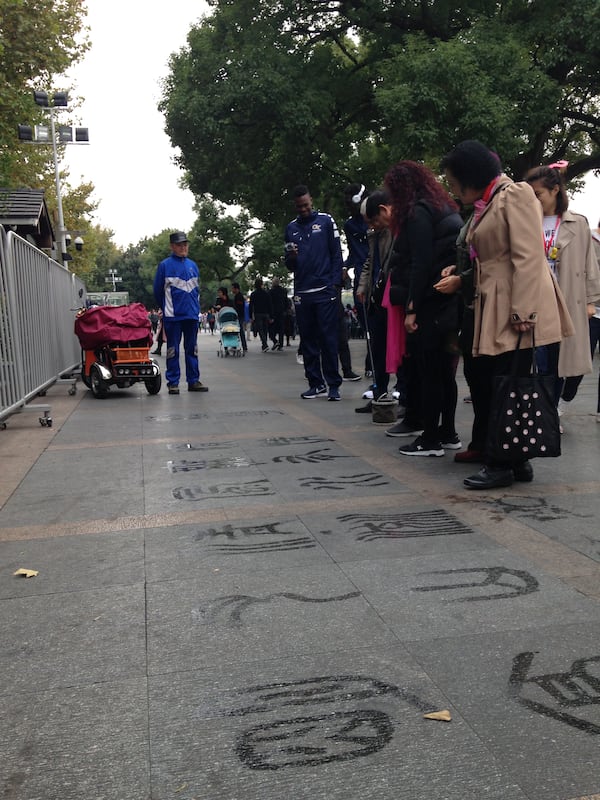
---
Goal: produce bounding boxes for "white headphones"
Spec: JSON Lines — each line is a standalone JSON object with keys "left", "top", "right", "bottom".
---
{"left": 351, "top": 184, "right": 366, "bottom": 204}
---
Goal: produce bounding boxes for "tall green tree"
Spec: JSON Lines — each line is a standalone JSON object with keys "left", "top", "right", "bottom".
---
{"left": 135, "top": 198, "right": 288, "bottom": 310}
{"left": 0, "top": 0, "right": 89, "bottom": 185}
{"left": 161, "top": 0, "right": 599, "bottom": 227}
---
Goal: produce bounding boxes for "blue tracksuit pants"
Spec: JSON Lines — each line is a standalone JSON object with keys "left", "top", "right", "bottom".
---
{"left": 295, "top": 289, "right": 342, "bottom": 390}
{"left": 164, "top": 318, "right": 200, "bottom": 386}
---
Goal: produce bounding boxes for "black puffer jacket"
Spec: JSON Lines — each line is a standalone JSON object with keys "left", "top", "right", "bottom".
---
{"left": 389, "top": 201, "right": 462, "bottom": 313}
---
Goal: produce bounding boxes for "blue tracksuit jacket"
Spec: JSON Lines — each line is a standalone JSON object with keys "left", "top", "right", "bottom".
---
{"left": 284, "top": 210, "right": 343, "bottom": 294}
{"left": 153, "top": 254, "right": 200, "bottom": 320}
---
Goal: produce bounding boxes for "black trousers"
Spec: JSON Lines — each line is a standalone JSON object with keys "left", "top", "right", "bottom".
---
{"left": 412, "top": 336, "right": 458, "bottom": 443}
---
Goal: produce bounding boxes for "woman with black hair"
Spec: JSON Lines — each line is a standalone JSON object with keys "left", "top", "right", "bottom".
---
{"left": 439, "top": 140, "right": 574, "bottom": 489}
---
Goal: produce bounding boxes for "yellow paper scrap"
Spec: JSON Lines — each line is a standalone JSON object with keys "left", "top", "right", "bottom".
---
{"left": 423, "top": 709, "right": 452, "bottom": 722}
{"left": 14, "top": 568, "right": 39, "bottom": 578}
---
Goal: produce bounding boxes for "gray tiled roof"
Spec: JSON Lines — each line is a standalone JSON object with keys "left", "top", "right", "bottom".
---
{"left": 0, "top": 188, "right": 54, "bottom": 247}
{"left": 0, "top": 188, "right": 47, "bottom": 226}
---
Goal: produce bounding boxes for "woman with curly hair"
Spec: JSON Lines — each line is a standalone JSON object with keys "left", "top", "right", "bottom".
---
{"left": 383, "top": 160, "right": 464, "bottom": 456}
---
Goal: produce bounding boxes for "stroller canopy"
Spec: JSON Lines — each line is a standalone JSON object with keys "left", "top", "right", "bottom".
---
{"left": 217, "top": 307, "right": 239, "bottom": 326}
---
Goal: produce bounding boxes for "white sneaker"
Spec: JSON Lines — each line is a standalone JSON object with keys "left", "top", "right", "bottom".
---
{"left": 362, "top": 389, "right": 374, "bottom": 400}
{"left": 296, "top": 353, "right": 304, "bottom": 365}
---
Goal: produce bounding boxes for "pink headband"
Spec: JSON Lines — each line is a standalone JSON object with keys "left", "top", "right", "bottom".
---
{"left": 548, "top": 160, "right": 569, "bottom": 170}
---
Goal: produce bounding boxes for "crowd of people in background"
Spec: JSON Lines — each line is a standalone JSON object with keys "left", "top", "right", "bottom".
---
{"left": 152, "top": 139, "right": 600, "bottom": 490}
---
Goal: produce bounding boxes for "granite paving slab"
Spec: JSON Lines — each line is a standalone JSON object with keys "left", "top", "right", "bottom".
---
{"left": 0, "top": 583, "right": 146, "bottom": 694}
{"left": 0, "top": 446, "right": 144, "bottom": 526}
{"left": 342, "top": 547, "right": 600, "bottom": 640}
{"left": 144, "top": 517, "right": 332, "bottom": 580}
{"left": 0, "top": 678, "right": 149, "bottom": 800}
{"left": 146, "top": 563, "right": 396, "bottom": 673}
{"left": 141, "top": 406, "right": 296, "bottom": 438}
{"left": 468, "top": 489, "right": 600, "bottom": 562}
{"left": 406, "top": 622, "right": 600, "bottom": 800}
{"left": 143, "top": 463, "right": 277, "bottom": 516}
{"left": 305, "top": 505, "right": 498, "bottom": 562}
{"left": 50, "top": 394, "right": 147, "bottom": 445}
{"left": 0, "top": 530, "right": 144, "bottom": 598}
{"left": 148, "top": 647, "right": 528, "bottom": 800}
{"left": 142, "top": 441, "right": 262, "bottom": 484}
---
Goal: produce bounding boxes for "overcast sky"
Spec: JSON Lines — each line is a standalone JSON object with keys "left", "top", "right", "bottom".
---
{"left": 64, "top": 0, "right": 599, "bottom": 249}
{"left": 65, "top": 0, "right": 209, "bottom": 248}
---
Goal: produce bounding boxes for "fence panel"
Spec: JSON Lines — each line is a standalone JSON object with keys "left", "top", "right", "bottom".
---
{"left": 0, "top": 226, "right": 85, "bottom": 426}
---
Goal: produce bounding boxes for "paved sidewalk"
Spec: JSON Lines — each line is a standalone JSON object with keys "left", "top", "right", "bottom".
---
{"left": 1, "top": 332, "right": 599, "bottom": 800}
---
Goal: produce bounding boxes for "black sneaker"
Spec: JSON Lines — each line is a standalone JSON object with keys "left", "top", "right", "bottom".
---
{"left": 385, "top": 420, "right": 423, "bottom": 437}
{"left": 342, "top": 371, "right": 361, "bottom": 381}
{"left": 398, "top": 435, "right": 444, "bottom": 457}
{"left": 439, "top": 432, "right": 462, "bottom": 450}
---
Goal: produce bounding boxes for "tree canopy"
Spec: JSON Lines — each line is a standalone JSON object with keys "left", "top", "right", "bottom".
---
{"left": 160, "top": 0, "right": 600, "bottom": 227}
{"left": 0, "top": 0, "right": 90, "bottom": 185}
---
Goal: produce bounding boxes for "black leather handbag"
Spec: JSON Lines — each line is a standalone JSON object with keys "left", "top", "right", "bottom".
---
{"left": 486, "top": 333, "right": 561, "bottom": 460}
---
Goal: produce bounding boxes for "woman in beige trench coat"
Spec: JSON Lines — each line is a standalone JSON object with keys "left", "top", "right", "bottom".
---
{"left": 439, "top": 140, "right": 574, "bottom": 490}
{"left": 524, "top": 164, "right": 600, "bottom": 419}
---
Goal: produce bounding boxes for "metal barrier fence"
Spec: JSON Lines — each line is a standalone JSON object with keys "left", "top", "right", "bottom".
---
{"left": 0, "top": 225, "right": 85, "bottom": 427}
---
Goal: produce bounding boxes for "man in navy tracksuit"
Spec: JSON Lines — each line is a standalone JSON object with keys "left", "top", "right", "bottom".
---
{"left": 153, "top": 231, "right": 208, "bottom": 394}
{"left": 284, "top": 185, "right": 343, "bottom": 400}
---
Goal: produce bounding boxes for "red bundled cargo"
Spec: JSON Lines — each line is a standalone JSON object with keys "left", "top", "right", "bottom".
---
{"left": 74, "top": 303, "right": 153, "bottom": 349}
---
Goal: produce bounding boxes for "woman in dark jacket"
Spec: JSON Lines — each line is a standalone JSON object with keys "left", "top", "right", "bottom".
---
{"left": 384, "top": 161, "right": 463, "bottom": 456}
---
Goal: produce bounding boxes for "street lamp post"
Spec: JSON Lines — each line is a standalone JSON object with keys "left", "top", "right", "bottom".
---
{"left": 105, "top": 268, "right": 123, "bottom": 291}
{"left": 17, "top": 90, "right": 89, "bottom": 266}
{"left": 47, "top": 102, "right": 68, "bottom": 263}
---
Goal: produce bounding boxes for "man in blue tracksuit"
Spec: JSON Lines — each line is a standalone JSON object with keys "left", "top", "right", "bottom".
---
{"left": 153, "top": 231, "right": 208, "bottom": 394}
{"left": 284, "top": 185, "right": 343, "bottom": 400}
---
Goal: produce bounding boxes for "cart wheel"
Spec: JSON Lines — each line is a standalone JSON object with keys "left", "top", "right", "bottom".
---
{"left": 39, "top": 416, "right": 52, "bottom": 427}
{"left": 46, "top": 418, "right": 53, "bottom": 428}
{"left": 145, "top": 375, "right": 162, "bottom": 395}
{"left": 68, "top": 385, "right": 77, "bottom": 396}
{"left": 90, "top": 365, "right": 109, "bottom": 398}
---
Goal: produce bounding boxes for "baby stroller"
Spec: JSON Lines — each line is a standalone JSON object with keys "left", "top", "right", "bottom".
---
{"left": 217, "top": 306, "right": 244, "bottom": 357}
{"left": 75, "top": 303, "right": 161, "bottom": 398}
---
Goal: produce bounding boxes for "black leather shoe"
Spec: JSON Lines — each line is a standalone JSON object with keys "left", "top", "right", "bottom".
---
{"left": 513, "top": 461, "right": 534, "bottom": 482}
{"left": 355, "top": 401, "right": 372, "bottom": 413}
{"left": 464, "top": 466, "right": 514, "bottom": 490}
